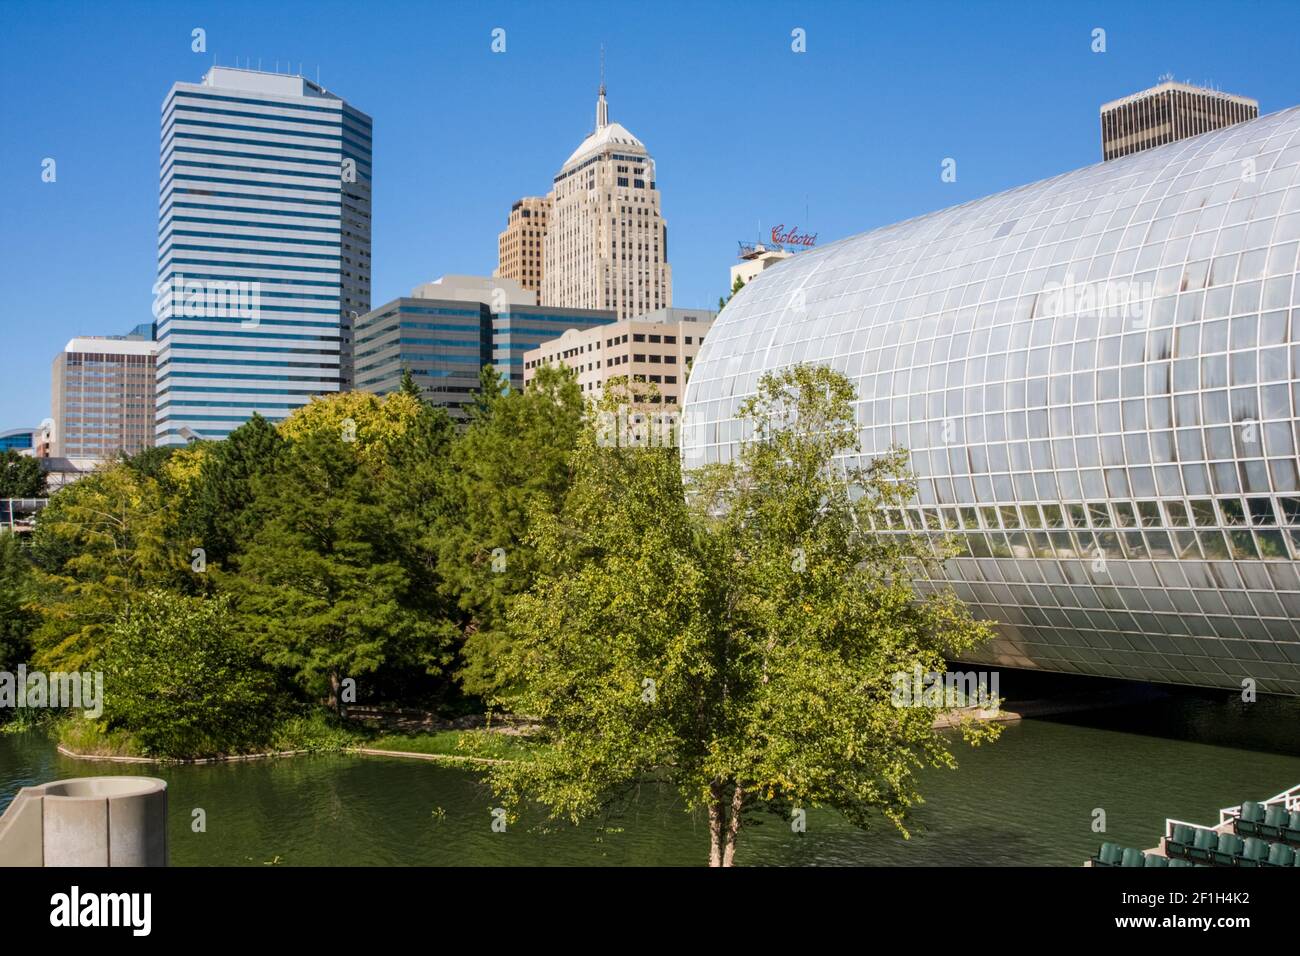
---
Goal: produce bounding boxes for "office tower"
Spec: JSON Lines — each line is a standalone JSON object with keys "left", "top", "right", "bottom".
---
{"left": 541, "top": 82, "right": 672, "bottom": 319}
{"left": 496, "top": 196, "right": 551, "bottom": 296}
{"left": 354, "top": 275, "right": 614, "bottom": 417}
{"left": 155, "top": 66, "right": 372, "bottom": 445}
{"left": 1100, "top": 80, "right": 1258, "bottom": 160}
{"left": 685, "top": 106, "right": 1300, "bottom": 695}
{"left": 51, "top": 334, "right": 159, "bottom": 459}
{"left": 524, "top": 307, "right": 716, "bottom": 405}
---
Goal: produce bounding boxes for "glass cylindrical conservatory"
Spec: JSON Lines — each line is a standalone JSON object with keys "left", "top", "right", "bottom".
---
{"left": 683, "top": 107, "right": 1300, "bottom": 695}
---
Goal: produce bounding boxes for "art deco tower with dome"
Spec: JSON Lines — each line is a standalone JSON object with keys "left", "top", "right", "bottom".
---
{"left": 541, "top": 82, "right": 672, "bottom": 319}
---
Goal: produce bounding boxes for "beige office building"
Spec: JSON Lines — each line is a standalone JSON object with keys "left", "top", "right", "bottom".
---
{"left": 541, "top": 84, "right": 672, "bottom": 319}
{"left": 51, "top": 336, "right": 159, "bottom": 459}
{"left": 496, "top": 196, "right": 551, "bottom": 296}
{"left": 1100, "top": 81, "right": 1258, "bottom": 161}
{"left": 523, "top": 307, "right": 714, "bottom": 405}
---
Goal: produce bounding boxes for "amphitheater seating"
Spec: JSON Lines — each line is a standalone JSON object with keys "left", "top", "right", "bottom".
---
{"left": 1096, "top": 790, "right": 1300, "bottom": 868}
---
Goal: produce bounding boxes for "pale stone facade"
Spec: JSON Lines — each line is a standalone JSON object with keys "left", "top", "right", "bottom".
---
{"left": 541, "top": 86, "right": 671, "bottom": 319}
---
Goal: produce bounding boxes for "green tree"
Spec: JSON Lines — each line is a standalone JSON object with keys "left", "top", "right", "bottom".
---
{"left": 437, "top": 363, "right": 587, "bottom": 698}
{"left": 101, "top": 590, "right": 280, "bottom": 757}
{"left": 27, "top": 464, "right": 174, "bottom": 671}
{"left": 229, "top": 428, "right": 447, "bottom": 710}
{"left": 0, "top": 450, "right": 45, "bottom": 497}
{"left": 177, "top": 413, "right": 284, "bottom": 569}
{"left": 399, "top": 366, "right": 424, "bottom": 402}
{"left": 0, "top": 532, "right": 36, "bottom": 673}
{"left": 719, "top": 273, "right": 745, "bottom": 310}
{"left": 490, "top": 364, "right": 999, "bottom": 866}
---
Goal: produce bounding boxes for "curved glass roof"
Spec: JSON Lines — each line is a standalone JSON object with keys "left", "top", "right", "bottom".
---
{"left": 682, "top": 107, "right": 1300, "bottom": 694}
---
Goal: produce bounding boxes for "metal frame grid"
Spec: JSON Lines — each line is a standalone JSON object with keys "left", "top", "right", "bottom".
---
{"left": 683, "top": 107, "right": 1300, "bottom": 694}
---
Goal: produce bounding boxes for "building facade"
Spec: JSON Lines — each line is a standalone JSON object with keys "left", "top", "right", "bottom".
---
{"left": 155, "top": 66, "right": 372, "bottom": 446}
{"left": 1101, "top": 81, "right": 1258, "bottom": 161}
{"left": 685, "top": 106, "right": 1300, "bottom": 696}
{"left": 731, "top": 243, "right": 795, "bottom": 289}
{"left": 0, "top": 429, "right": 36, "bottom": 454}
{"left": 355, "top": 275, "right": 615, "bottom": 415}
{"left": 541, "top": 85, "right": 672, "bottom": 320}
{"left": 496, "top": 196, "right": 551, "bottom": 296}
{"left": 51, "top": 336, "right": 159, "bottom": 459}
{"left": 524, "top": 307, "right": 715, "bottom": 404}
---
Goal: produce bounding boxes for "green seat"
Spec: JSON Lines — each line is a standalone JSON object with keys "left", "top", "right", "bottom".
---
{"left": 1265, "top": 842, "right": 1295, "bottom": 867}
{"left": 1094, "top": 842, "right": 1124, "bottom": 866}
{"left": 1121, "top": 847, "right": 1146, "bottom": 867}
{"left": 1261, "top": 805, "right": 1289, "bottom": 841}
{"left": 1239, "top": 837, "right": 1269, "bottom": 866}
{"left": 1236, "top": 800, "right": 1266, "bottom": 837}
{"left": 1168, "top": 858, "right": 1193, "bottom": 868}
{"left": 1211, "top": 832, "right": 1244, "bottom": 866}
{"left": 1188, "top": 827, "right": 1219, "bottom": 862}
{"left": 1283, "top": 810, "right": 1300, "bottom": 846}
{"left": 1167, "top": 824, "right": 1195, "bottom": 858}
{"left": 1144, "top": 854, "right": 1170, "bottom": 867}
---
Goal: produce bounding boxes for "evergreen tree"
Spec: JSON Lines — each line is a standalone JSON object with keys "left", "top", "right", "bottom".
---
{"left": 229, "top": 428, "right": 447, "bottom": 710}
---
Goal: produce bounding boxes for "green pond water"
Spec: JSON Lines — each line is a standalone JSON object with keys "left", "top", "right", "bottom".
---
{"left": 3, "top": 691, "right": 1299, "bottom": 866}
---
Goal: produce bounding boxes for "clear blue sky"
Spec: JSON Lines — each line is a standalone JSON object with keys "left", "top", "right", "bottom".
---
{"left": 2, "top": 0, "right": 1298, "bottom": 428}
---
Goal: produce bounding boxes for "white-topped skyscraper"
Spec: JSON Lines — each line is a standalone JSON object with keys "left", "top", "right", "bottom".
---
{"left": 155, "top": 66, "right": 372, "bottom": 445}
{"left": 541, "top": 77, "right": 672, "bottom": 319}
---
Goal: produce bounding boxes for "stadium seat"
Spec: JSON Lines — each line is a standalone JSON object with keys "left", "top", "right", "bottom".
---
{"left": 1144, "top": 854, "right": 1170, "bottom": 867}
{"left": 1265, "top": 842, "right": 1295, "bottom": 867}
{"left": 1167, "top": 858, "right": 1193, "bottom": 868}
{"left": 1188, "top": 827, "right": 1219, "bottom": 863}
{"left": 1094, "top": 842, "right": 1124, "bottom": 866}
{"left": 1167, "top": 824, "right": 1195, "bottom": 859}
{"left": 1236, "top": 801, "right": 1266, "bottom": 837}
{"left": 1121, "top": 847, "right": 1146, "bottom": 867}
{"left": 1210, "top": 832, "right": 1244, "bottom": 866}
{"left": 1260, "top": 805, "right": 1290, "bottom": 841}
{"left": 1238, "top": 837, "right": 1270, "bottom": 866}
{"left": 1283, "top": 810, "right": 1300, "bottom": 846}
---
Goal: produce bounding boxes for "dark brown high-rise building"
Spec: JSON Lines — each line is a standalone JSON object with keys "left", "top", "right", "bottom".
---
{"left": 1100, "top": 81, "right": 1258, "bottom": 161}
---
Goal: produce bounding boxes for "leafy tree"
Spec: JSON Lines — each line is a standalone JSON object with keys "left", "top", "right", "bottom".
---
{"left": 229, "top": 428, "right": 448, "bottom": 710}
{"left": 177, "top": 414, "right": 284, "bottom": 569}
{"left": 719, "top": 273, "right": 745, "bottom": 310}
{"left": 27, "top": 464, "right": 174, "bottom": 671}
{"left": 489, "top": 364, "right": 999, "bottom": 866}
{"left": 437, "top": 363, "right": 587, "bottom": 697}
{"left": 278, "top": 390, "right": 424, "bottom": 472}
{"left": 101, "top": 590, "right": 280, "bottom": 757}
{"left": 0, "top": 532, "right": 36, "bottom": 673}
{"left": 0, "top": 450, "right": 45, "bottom": 497}
{"left": 399, "top": 367, "right": 424, "bottom": 402}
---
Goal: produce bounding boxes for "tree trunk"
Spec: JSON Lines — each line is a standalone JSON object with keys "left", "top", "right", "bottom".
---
{"left": 722, "top": 784, "right": 744, "bottom": 867}
{"left": 708, "top": 783, "right": 726, "bottom": 867}
{"left": 708, "top": 781, "right": 745, "bottom": 867}
{"left": 329, "top": 671, "right": 342, "bottom": 714}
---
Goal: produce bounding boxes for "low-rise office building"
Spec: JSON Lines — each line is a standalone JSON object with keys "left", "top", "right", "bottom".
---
{"left": 355, "top": 275, "right": 615, "bottom": 417}
{"left": 51, "top": 333, "right": 159, "bottom": 459}
{"left": 523, "top": 307, "right": 716, "bottom": 404}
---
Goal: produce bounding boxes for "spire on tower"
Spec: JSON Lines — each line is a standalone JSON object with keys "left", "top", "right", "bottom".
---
{"left": 596, "top": 45, "right": 608, "bottom": 129}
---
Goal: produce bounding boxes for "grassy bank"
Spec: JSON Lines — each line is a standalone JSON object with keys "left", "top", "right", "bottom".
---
{"left": 56, "top": 709, "right": 362, "bottom": 762}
